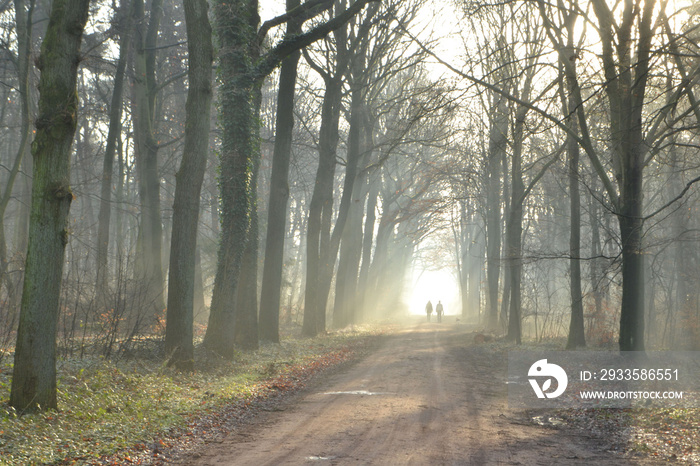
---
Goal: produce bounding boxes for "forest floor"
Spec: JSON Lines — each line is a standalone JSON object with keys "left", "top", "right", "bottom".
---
{"left": 1, "top": 317, "right": 696, "bottom": 464}
{"left": 182, "top": 316, "right": 693, "bottom": 465}
{"left": 0, "top": 326, "right": 381, "bottom": 465}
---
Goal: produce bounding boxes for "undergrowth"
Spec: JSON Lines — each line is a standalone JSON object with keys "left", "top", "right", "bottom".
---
{"left": 0, "top": 326, "right": 382, "bottom": 465}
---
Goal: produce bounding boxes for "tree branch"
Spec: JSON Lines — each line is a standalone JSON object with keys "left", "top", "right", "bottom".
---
{"left": 518, "top": 142, "right": 565, "bottom": 206}
{"left": 256, "top": 0, "right": 332, "bottom": 46}
{"left": 155, "top": 70, "right": 187, "bottom": 94}
{"left": 253, "top": 0, "right": 378, "bottom": 81}
{"left": 393, "top": 10, "right": 621, "bottom": 210}
{"left": 644, "top": 175, "right": 700, "bottom": 221}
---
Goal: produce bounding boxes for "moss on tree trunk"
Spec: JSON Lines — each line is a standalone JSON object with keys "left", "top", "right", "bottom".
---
{"left": 10, "top": 0, "right": 91, "bottom": 413}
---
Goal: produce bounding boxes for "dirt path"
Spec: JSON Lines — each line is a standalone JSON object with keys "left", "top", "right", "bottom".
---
{"left": 187, "top": 318, "right": 649, "bottom": 465}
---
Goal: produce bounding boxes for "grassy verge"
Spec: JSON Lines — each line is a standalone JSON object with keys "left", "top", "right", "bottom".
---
{"left": 556, "top": 406, "right": 700, "bottom": 463}
{"left": 0, "top": 326, "right": 384, "bottom": 465}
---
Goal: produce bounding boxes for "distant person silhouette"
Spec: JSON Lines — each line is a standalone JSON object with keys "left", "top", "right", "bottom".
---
{"left": 436, "top": 301, "right": 444, "bottom": 323}
{"left": 425, "top": 300, "right": 433, "bottom": 322}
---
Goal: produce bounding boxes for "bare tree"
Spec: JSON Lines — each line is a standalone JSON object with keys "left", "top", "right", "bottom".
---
{"left": 95, "top": 0, "right": 137, "bottom": 306}
{"left": 131, "top": 0, "right": 166, "bottom": 315}
{"left": 259, "top": 0, "right": 303, "bottom": 344}
{"left": 0, "top": 0, "right": 35, "bottom": 304}
{"left": 204, "top": 0, "right": 376, "bottom": 356}
{"left": 164, "top": 0, "right": 213, "bottom": 371}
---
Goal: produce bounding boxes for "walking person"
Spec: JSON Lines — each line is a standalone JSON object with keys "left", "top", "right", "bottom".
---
{"left": 425, "top": 300, "right": 433, "bottom": 322}
{"left": 436, "top": 300, "right": 444, "bottom": 323}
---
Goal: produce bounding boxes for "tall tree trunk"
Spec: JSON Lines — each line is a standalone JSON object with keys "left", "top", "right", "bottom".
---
{"left": 115, "top": 136, "right": 126, "bottom": 260}
{"left": 204, "top": 0, "right": 259, "bottom": 357}
{"left": 311, "top": 43, "right": 369, "bottom": 333}
{"left": 75, "top": 112, "right": 98, "bottom": 252}
{"left": 2, "top": 0, "right": 34, "bottom": 213}
{"left": 566, "top": 121, "right": 585, "bottom": 348}
{"left": 233, "top": 84, "right": 263, "bottom": 351}
{"left": 538, "top": 0, "right": 653, "bottom": 351}
{"left": 193, "top": 245, "right": 206, "bottom": 318}
{"left": 164, "top": 0, "right": 213, "bottom": 371}
{"left": 0, "top": 0, "right": 35, "bottom": 293}
{"left": 611, "top": 39, "right": 650, "bottom": 353}
{"left": 505, "top": 38, "right": 539, "bottom": 343}
{"left": 591, "top": 0, "right": 654, "bottom": 351}
{"left": 454, "top": 200, "right": 469, "bottom": 319}
{"left": 10, "top": 0, "right": 91, "bottom": 412}
{"left": 289, "top": 201, "right": 307, "bottom": 324}
{"left": 302, "top": 73, "right": 343, "bottom": 337}
{"left": 314, "top": 106, "right": 362, "bottom": 333}
{"left": 367, "top": 199, "right": 397, "bottom": 318}
{"left": 562, "top": 29, "right": 585, "bottom": 348}
{"left": 617, "top": 168, "right": 645, "bottom": 351}
{"left": 333, "top": 174, "right": 366, "bottom": 328}
{"left": 13, "top": 171, "right": 31, "bottom": 261}
{"left": 357, "top": 176, "right": 378, "bottom": 321}
{"left": 259, "top": 0, "right": 302, "bottom": 343}
{"left": 485, "top": 95, "right": 507, "bottom": 330}
{"left": 331, "top": 74, "right": 367, "bottom": 329}
{"left": 209, "top": 0, "right": 372, "bottom": 344}
{"left": 386, "top": 223, "right": 414, "bottom": 310}
{"left": 301, "top": 6, "right": 364, "bottom": 336}
{"left": 505, "top": 109, "right": 525, "bottom": 344}
{"left": 587, "top": 179, "right": 604, "bottom": 334}
{"left": 132, "top": 0, "right": 166, "bottom": 315}
{"left": 467, "top": 226, "right": 485, "bottom": 322}
{"left": 668, "top": 130, "right": 692, "bottom": 347}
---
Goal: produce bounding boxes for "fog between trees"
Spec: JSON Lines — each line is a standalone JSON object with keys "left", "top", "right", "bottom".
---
{"left": 1, "top": 0, "right": 700, "bottom": 411}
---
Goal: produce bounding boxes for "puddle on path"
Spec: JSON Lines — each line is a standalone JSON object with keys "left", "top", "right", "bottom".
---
{"left": 532, "top": 415, "right": 566, "bottom": 427}
{"left": 322, "top": 390, "right": 391, "bottom": 396}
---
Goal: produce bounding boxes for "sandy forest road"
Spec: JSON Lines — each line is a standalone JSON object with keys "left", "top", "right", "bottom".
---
{"left": 188, "top": 318, "right": 647, "bottom": 465}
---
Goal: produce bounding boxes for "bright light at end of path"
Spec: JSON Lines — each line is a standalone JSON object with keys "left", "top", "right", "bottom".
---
{"left": 408, "top": 269, "right": 459, "bottom": 316}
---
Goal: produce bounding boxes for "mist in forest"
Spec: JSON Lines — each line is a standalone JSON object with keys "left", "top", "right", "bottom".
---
{"left": 2, "top": 0, "right": 700, "bottom": 412}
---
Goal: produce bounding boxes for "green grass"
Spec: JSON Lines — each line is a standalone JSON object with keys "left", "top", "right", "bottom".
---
{"left": 0, "top": 326, "right": 382, "bottom": 465}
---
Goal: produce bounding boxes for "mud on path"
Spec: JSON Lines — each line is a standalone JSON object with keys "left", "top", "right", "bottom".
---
{"left": 187, "top": 318, "right": 650, "bottom": 465}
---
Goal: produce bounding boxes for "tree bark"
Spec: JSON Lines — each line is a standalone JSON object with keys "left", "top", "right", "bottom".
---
{"left": 204, "top": 0, "right": 259, "bottom": 358}
{"left": 332, "top": 71, "right": 367, "bottom": 328}
{"left": 193, "top": 245, "right": 206, "bottom": 319}
{"left": 618, "top": 168, "right": 645, "bottom": 351}
{"left": 314, "top": 102, "right": 362, "bottom": 332}
{"left": 454, "top": 200, "right": 469, "bottom": 319}
{"left": 587, "top": 179, "right": 604, "bottom": 333}
{"left": 538, "top": 0, "right": 653, "bottom": 351}
{"left": 233, "top": 84, "right": 263, "bottom": 351}
{"left": 206, "top": 0, "right": 373, "bottom": 346}
{"left": 132, "top": 0, "right": 166, "bottom": 315}
{"left": 259, "top": 0, "right": 302, "bottom": 343}
{"left": 356, "top": 176, "right": 378, "bottom": 321}
{"left": 302, "top": 72, "right": 344, "bottom": 337}
{"left": 10, "top": 0, "right": 91, "bottom": 412}
{"left": 165, "top": 0, "right": 213, "bottom": 371}
{"left": 485, "top": 95, "right": 507, "bottom": 330}
{"left": 0, "top": 0, "right": 34, "bottom": 294}
{"left": 562, "top": 27, "right": 586, "bottom": 348}
{"left": 333, "top": 174, "right": 366, "bottom": 328}
{"left": 96, "top": 0, "right": 136, "bottom": 306}
{"left": 304, "top": 12, "right": 374, "bottom": 334}
{"left": 505, "top": 106, "right": 525, "bottom": 344}
{"left": 467, "top": 226, "right": 485, "bottom": 322}
{"left": 590, "top": 0, "right": 654, "bottom": 351}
